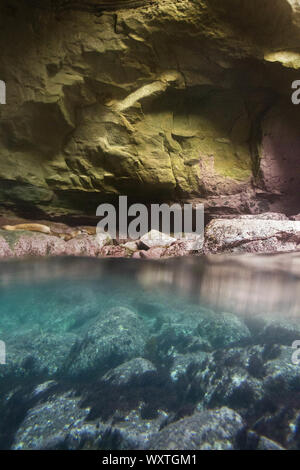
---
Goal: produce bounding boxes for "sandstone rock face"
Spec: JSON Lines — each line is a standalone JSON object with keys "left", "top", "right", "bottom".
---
{"left": 0, "top": 0, "right": 299, "bottom": 218}
{"left": 204, "top": 219, "right": 300, "bottom": 254}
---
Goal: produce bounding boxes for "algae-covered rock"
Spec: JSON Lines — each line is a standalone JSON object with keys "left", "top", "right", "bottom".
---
{"left": 11, "top": 392, "right": 91, "bottom": 450}
{"left": 101, "top": 357, "right": 157, "bottom": 387}
{"left": 148, "top": 407, "right": 244, "bottom": 450}
{"left": 0, "top": 0, "right": 299, "bottom": 216}
{"left": 64, "top": 307, "right": 147, "bottom": 377}
{"left": 0, "top": 331, "right": 78, "bottom": 380}
{"left": 196, "top": 310, "right": 251, "bottom": 348}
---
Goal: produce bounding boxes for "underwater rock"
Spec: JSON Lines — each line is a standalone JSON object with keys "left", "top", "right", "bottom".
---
{"left": 148, "top": 407, "right": 244, "bottom": 450}
{"left": 257, "top": 436, "right": 286, "bottom": 451}
{"left": 98, "top": 408, "right": 168, "bottom": 451}
{"left": 242, "top": 431, "right": 286, "bottom": 450}
{"left": 204, "top": 219, "right": 300, "bottom": 254}
{"left": 0, "top": 331, "right": 78, "bottom": 380}
{"left": 285, "top": 410, "right": 300, "bottom": 449}
{"left": 197, "top": 348, "right": 264, "bottom": 413}
{"left": 192, "top": 344, "right": 300, "bottom": 432}
{"left": 101, "top": 357, "right": 157, "bottom": 387}
{"left": 263, "top": 346, "right": 300, "bottom": 392}
{"left": 11, "top": 392, "right": 91, "bottom": 450}
{"left": 147, "top": 323, "right": 211, "bottom": 364}
{"left": 9, "top": 386, "right": 166, "bottom": 450}
{"left": 255, "top": 319, "right": 300, "bottom": 346}
{"left": 251, "top": 405, "right": 300, "bottom": 450}
{"left": 64, "top": 422, "right": 107, "bottom": 450}
{"left": 64, "top": 307, "right": 147, "bottom": 378}
{"left": 196, "top": 310, "right": 251, "bottom": 349}
{"left": 169, "top": 352, "right": 208, "bottom": 383}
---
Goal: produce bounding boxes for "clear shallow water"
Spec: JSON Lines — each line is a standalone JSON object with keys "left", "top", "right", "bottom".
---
{"left": 0, "top": 255, "right": 300, "bottom": 450}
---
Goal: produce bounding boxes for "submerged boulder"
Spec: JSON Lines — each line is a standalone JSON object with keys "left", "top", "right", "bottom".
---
{"left": 101, "top": 357, "right": 157, "bottom": 387}
{"left": 64, "top": 307, "right": 147, "bottom": 378}
{"left": 148, "top": 407, "right": 244, "bottom": 450}
{"left": 0, "top": 331, "right": 78, "bottom": 380}
{"left": 11, "top": 392, "right": 91, "bottom": 450}
{"left": 196, "top": 310, "right": 251, "bottom": 348}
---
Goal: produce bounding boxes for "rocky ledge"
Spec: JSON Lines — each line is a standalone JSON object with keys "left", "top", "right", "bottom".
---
{"left": 0, "top": 212, "right": 299, "bottom": 259}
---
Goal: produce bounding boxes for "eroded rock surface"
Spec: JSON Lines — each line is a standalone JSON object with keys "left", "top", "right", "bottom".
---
{"left": 204, "top": 218, "right": 300, "bottom": 254}
{"left": 0, "top": 0, "right": 299, "bottom": 218}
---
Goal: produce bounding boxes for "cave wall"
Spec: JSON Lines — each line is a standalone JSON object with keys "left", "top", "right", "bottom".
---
{"left": 0, "top": 0, "right": 299, "bottom": 218}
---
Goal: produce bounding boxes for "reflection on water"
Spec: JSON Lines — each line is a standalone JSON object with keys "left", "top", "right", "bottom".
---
{"left": 0, "top": 254, "right": 300, "bottom": 450}
{"left": 138, "top": 252, "right": 300, "bottom": 319}
{"left": 2, "top": 253, "right": 299, "bottom": 319}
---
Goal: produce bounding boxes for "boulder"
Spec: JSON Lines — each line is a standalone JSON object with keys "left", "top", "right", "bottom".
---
{"left": 237, "top": 213, "right": 289, "bottom": 221}
{"left": 122, "top": 241, "right": 139, "bottom": 252}
{"left": 101, "top": 357, "right": 157, "bottom": 387}
{"left": 204, "top": 219, "right": 300, "bottom": 254}
{"left": 100, "top": 245, "right": 130, "bottom": 257}
{"left": 148, "top": 407, "right": 244, "bottom": 450}
{"left": 139, "top": 247, "right": 165, "bottom": 259}
{"left": 0, "top": 331, "right": 78, "bottom": 380}
{"left": 139, "top": 230, "right": 177, "bottom": 250}
{"left": 196, "top": 310, "right": 251, "bottom": 349}
{"left": 64, "top": 307, "right": 147, "bottom": 378}
{"left": 11, "top": 393, "right": 91, "bottom": 450}
{"left": 0, "top": 230, "right": 115, "bottom": 258}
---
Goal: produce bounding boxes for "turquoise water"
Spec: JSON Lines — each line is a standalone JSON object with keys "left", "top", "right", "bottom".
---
{"left": 0, "top": 255, "right": 300, "bottom": 450}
